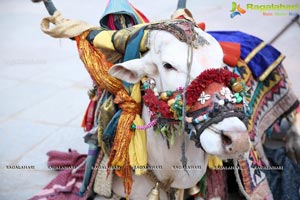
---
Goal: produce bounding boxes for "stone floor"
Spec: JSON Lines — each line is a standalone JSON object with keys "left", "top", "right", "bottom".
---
{"left": 0, "top": 0, "right": 299, "bottom": 199}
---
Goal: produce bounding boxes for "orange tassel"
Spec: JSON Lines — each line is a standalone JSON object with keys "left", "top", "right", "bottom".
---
{"left": 219, "top": 41, "right": 241, "bottom": 67}
{"left": 197, "top": 22, "right": 206, "bottom": 31}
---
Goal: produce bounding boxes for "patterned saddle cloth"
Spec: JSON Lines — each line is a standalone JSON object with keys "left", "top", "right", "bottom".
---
{"left": 210, "top": 31, "right": 299, "bottom": 199}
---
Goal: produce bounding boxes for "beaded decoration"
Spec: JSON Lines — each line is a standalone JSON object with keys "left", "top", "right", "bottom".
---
{"left": 134, "top": 68, "right": 250, "bottom": 145}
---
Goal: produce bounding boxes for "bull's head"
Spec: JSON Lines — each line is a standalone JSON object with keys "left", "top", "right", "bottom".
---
{"left": 109, "top": 20, "right": 250, "bottom": 159}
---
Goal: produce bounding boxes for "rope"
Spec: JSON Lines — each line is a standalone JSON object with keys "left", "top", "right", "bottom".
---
{"left": 135, "top": 119, "right": 157, "bottom": 130}
{"left": 180, "top": 36, "right": 194, "bottom": 171}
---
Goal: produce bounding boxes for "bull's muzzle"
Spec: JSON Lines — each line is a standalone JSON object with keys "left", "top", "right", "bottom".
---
{"left": 221, "top": 130, "right": 250, "bottom": 154}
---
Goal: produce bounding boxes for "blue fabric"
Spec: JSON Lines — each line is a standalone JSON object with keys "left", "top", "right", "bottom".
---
{"left": 122, "top": 27, "right": 146, "bottom": 91}
{"left": 79, "top": 143, "right": 99, "bottom": 195}
{"left": 100, "top": 0, "right": 142, "bottom": 28}
{"left": 102, "top": 109, "right": 122, "bottom": 148}
{"left": 123, "top": 27, "right": 145, "bottom": 62}
{"left": 263, "top": 146, "right": 300, "bottom": 200}
{"left": 208, "top": 31, "right": 282, "bottom": 79}
{"left": 100, "top": 10, "right": 146, "bottom": 152}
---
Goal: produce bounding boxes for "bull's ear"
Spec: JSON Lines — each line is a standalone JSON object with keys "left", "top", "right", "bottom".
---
{"left": 108, "top": 59, "right": 145, "bottom": 83}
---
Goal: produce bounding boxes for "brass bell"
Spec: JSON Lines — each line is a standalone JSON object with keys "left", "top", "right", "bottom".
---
{"left": 148, "top": 183, "right": 160, "bottom": 200}
{"left": 188, "top": 184, "right": 200, "bottom": 196}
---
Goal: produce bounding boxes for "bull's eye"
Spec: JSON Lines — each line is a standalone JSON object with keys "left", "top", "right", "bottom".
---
{"left": 163, "top": 63, "right": 176, "bottom": 70}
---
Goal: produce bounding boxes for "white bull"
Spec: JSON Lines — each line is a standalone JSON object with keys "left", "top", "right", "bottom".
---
{"left": 32, "top": 0, "right": 300, "bottom": 198}
{"left": 104, "top": 24, "right": 250, "bottom": 200}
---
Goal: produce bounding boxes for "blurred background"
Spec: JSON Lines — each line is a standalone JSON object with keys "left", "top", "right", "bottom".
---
{"left": 0, "top": 0, "right": 299, "bottom": 199}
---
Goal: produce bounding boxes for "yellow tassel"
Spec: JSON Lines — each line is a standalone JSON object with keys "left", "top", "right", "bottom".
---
{"left": 208, "top": 155, "right": 223, "bottom": 169}
{"left": 128, "top": 83, "right": 148, "bottom": 175}
{"left": 129, "top": 116, "right": 147, "bottom": 175}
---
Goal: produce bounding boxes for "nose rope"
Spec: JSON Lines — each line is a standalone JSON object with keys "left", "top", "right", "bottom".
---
{"left": 189, "top": 110, "right": 246, "bottom": 149}
{"left": 180, "top": 39, "right": 194, "bottom": 169}
{"left": 208, "top": 125, "right": 223, "bottom": 135}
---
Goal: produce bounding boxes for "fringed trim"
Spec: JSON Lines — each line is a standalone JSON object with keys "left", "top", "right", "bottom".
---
{"left": 259, "top": 54, "right": 285, "bottom": 81}
{"left": 258, "top": 89, "right": 299, "bottom": 134}
{"left": 81, "top": 151, "right": 104, "bottom": 199}
{"left": 250, "top": 179, "right": 273, "bottom": 200}
{"left": 238, "top": 158, "right": 252, "bottom": 195}
{"left": 244, "top": 42, "right": 266, "bottom": 64}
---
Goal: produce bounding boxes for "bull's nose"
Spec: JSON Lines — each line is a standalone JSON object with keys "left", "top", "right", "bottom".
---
{"left": 221, "top": 133, "right": 233, "bottom": 151}
{"left": 221, "top": 130, "right": 250, "bottom": 153}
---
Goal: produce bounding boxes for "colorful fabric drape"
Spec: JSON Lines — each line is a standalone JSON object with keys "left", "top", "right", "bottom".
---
{"left": 210, "top": 31, "right": 299, "bottom": 199}
{"left": 100, "top": 0, "right": 149, "bottom": 29}
{"left": 209, "top": 31, "right": 285, "bottom": 81}
{"left": 76, "top": 30, "right": 147, "bottom": 195}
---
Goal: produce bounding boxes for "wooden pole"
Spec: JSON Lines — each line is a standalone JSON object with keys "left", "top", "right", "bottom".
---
{"left": 269, "top": 14, "right": 299, "bottom": 45}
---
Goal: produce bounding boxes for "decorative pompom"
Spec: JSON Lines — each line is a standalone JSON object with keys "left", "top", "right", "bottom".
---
{"left": 143, "top": 89, "right": 173, "bottom": 119}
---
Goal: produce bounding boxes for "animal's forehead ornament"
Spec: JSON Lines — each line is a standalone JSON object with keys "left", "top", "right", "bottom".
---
{"left": 146, "top": 19, "right": 210, "bottom": 48}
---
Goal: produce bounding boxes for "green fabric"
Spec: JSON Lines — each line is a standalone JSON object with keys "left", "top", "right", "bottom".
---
{"left": 199, "top": 174, "right": 207, "bottom": 198}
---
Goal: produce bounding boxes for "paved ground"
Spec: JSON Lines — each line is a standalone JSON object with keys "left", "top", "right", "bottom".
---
{"left": 0, "top": 0, "right": 299, "bottom": 199}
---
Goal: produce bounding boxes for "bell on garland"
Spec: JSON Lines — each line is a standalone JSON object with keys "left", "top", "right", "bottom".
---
{"left": 188, "top": 184, "right": 200, "bottom": 196}
{"left": 148, "top": 183, "right": 160, "bottom": 200}
{"left": 230, "top": 77, "right": 244, "bottom": 93}
{"left": 160, "top": 92, "right": 169, "bottom": 101}
{"left": 231, "top": 81, "right": 243, "bottom": 93}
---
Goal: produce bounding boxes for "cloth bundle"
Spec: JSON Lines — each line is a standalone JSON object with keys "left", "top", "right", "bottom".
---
{"left": 30, "top": 150, "right": 86, "bottom": 200}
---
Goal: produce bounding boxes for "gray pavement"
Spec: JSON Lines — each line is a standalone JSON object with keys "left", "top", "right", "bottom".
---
{"left": 0, "top": 0, "right": 299, "bottom": 199}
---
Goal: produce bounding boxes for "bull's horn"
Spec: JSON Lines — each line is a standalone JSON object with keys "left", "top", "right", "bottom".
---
{"left": 177, "top": 0, "right": 187, "bottom": 9}
{"left": 173, "top": 0, "right": 195, "bottom": 23}
{"left": 31, "top": 0, "right": 57, "bottom": 16}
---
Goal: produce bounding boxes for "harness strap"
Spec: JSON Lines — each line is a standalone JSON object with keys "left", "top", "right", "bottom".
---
{"left": 190, "top": 111, "right": 246, "bottom": 148}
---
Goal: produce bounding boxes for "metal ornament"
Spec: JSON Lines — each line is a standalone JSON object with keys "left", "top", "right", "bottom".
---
{"left": 148, "top": 183, "right": 160, "bottom": 200}
{"left": 188, "top": 184, "right": 200, "bottom": 196}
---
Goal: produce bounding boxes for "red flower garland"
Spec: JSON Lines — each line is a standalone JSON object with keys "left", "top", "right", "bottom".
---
{"left": 143, "top": 68, "right": 239, "bottom": 119}
{"left": 143, "top": 89, "right": 174, "bottom": 119}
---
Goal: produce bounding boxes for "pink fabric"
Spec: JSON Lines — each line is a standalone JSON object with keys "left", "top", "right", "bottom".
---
{"left": 296, "top": 104, "right": 300, "bottom": 113}
{"left": 107, "top": 14, "right": 135, "bottom": 30}
{"left": 206, "top": 169, "right": 227, "bottom": 200}
{"left": 107, "top": 15, "right": 117, "bottom": 30}
{"left": 30, "top": 150, "right": 87, "bottom": 200}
